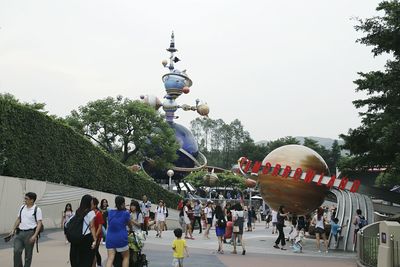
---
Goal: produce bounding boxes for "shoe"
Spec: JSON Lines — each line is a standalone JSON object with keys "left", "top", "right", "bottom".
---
{"left": 325, "top": 250, "right": 328, "bottom": 253}
{"left": 242, "top": 250, "right": 246, "bottom": 255}
{"left": 220, "top": 250, "right": 224, "bottom": 254}
{"left": 231, "top": 251, "right": 237, "bottom": 254}
{"left": 190, "top": 237, "right": 195, "bottom": 240}
{"left": 318, "top": 250, "right": 322, "bottom": 253}
{"left": 185, "top": 236, "right": 189, "bottom": 239}
{"left": 273, "top": 245, "right": 280, "bottom": 249}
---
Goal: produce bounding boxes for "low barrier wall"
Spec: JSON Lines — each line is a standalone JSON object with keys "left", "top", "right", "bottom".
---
{"left": 0, "top": 175, "right": 179, "bottom": 234}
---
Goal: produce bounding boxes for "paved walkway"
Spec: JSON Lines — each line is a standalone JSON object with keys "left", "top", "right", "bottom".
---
{"left": 0, "top": 223, "right": 357, "bottom": 266}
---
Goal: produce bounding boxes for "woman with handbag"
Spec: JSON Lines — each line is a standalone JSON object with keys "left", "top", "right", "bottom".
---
{"left": 214, "top": 205, "right": 227, "bottom": 254}
{"left": 231, "top": 203, "right": 246, "bottom": 255}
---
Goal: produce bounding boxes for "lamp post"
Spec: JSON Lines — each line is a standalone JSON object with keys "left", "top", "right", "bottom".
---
{"left": 167, "top": 169, "right": 174, "bottom": 191}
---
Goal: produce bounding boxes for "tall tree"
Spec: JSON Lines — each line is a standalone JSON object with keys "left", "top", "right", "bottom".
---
{"left": 340, "top": 0, "right": 400, "bottom": 188}
{"left": 65, "top": 96, "right": 178, "bottom": 168}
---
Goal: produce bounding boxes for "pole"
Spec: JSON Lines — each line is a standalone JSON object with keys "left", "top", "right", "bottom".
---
{"left": 249, "top": 188, "right": 252, "bottom": 209}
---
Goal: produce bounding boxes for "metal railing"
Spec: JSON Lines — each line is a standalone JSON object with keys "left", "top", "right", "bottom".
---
{"left": 391, "top": 236, "right": 399, "bottom": 267}
{"left": 359, "top": 232, "right": 380, "bottom": 267}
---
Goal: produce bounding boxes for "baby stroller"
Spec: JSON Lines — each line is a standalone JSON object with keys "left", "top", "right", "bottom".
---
{"left": 113, "top": 231, "right": 148, "bottom": 267}
{"left": 292, "top": 230, "right": 304, "bottom": 253}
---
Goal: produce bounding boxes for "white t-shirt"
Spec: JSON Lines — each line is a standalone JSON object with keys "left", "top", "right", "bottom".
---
{"left": 232, "top": 210, "right": 244, "bottom": 220}
{"left": 130, "top": 212, "right": 143, "bottom": 231}
{"left": 83, "top": 211, "right": 96, "bottom": 235}
{"left": 271, "top": 210, "right": 278, "bottom": 223}
{"left": 314, "top": 215, "right": 324, "bottom": 229}
{"left": 204, "top": 207, "right": 213, "bottom": 219}
{"left": 18, "top": 205, "right": 43, "bottom": 230}
{"left": 140, "top": 201, "right": 151, "bottom": 217}
{"left": 156, "top": 206, "right": 167, "bottom": 222}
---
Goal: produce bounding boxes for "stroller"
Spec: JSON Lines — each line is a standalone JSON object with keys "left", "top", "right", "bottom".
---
{"left": 292, "top": 229, "right": 304, "bottom": 253}
{"left": 114, "top": 231, "right": 148, "bottom": 267}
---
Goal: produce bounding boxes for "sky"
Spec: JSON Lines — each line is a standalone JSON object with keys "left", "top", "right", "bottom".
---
{"left": 0, "top": 0, "right": 389, "bottom": 142}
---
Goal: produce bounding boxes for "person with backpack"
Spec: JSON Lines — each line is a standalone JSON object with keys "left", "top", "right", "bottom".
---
{"left": 8, "top": 192, "right": 43, "bottom": 267}
{"left": 214, "top": 205, "right": 227, "bottom": 254}
{"left": 66, "top": 194, "right": 97, "bottom": 267}
{"left": 353, "top": 209, "right": 367, "bottom": 244}
{"left": 155, "top": 199, "right": 167, "bottom": 238}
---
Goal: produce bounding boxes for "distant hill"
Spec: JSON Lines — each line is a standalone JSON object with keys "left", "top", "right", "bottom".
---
{"left": 256, "top": 136, "right": 345, "bottom": 149}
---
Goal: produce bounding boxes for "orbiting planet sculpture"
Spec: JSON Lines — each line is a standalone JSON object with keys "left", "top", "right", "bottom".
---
{"left": 141, "top": 32, "right": 209, "bottom": 181}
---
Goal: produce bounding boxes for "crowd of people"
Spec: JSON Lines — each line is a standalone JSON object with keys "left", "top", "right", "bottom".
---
{"left": 5, "top": 191, "right": 368, "bottom": 267}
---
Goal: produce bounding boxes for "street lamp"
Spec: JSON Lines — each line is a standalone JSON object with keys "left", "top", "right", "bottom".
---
{"left": 167, "top": 169, "right": 174, "bottom": 191}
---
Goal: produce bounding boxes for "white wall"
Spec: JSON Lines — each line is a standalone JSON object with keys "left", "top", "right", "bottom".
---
{"left": 0, "top": 175, "right": 179, "bottom": 234}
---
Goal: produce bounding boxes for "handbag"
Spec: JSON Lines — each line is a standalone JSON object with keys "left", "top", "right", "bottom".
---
{"left": 233, "top": 226, "right": 240, "bottom": 233}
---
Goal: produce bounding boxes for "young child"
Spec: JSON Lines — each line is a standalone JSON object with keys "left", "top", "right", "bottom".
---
{"left": 292, "top": 228, "right": 305, "bottom": 253}
{"left": 172, "top": 228, "right": 189, "bottom": 267}
{"left": 331, "top": 218, "right": 346, "bottom": 248}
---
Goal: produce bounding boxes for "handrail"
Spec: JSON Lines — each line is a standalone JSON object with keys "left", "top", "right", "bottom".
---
{"left": 344, "top": 190, "right": 353, "bottom": 251}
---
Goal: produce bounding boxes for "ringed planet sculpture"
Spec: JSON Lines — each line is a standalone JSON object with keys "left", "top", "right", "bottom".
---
{"left": 255, "top": 145, "right": 330, "bottom": 215}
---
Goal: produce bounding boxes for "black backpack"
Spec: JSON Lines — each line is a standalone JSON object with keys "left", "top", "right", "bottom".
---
{"left": 65, "top": 212, "right": 90, "bottom": 244}
{"left": 358, "top": 215, "right": 368, "bottom": 229}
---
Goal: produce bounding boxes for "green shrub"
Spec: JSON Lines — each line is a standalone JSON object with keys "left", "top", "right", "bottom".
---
{"left": 0, "top": 99, "right": 181, "bottom": 207}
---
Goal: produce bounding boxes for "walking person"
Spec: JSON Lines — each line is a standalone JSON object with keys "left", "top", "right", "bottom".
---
{"left": 172, "top": 228, "right": 189, "bottom": 267}
{"left": 192, "top": 200, "right": 202, "bottom": 234}
{"left": 91, "top": 197, "right": 104, "bottom": 267}
{"left": 214, "top": 205, "right": 227, "bottom": 254}
{"left": 231, "top": 203, "right": 246, "bottom": 255}
{"left": 68, "top": 194, "right": 97, "bottom": 267}
{"left": 273, "top": 205, "right": 289, "bottom": 250}
{"left": 100, "top": 199, "right": 109, "bottom": 244}
{"left": 155, "top": 200, "right": 167, "bottom": 238}
{"left": 61, "top": 203, "right": 74, "bottom": 244}
{"left": 271, "top": 209, "right": 278, "bottom": 234}
{"left": 105, "top": 196, "right": 132, "bottom": 267}
{"left": 183, "top": 200, "right": 194, "bottom": 239}
{"left": 203, "top": 201, "right": 213, "bottom": 239}
{"left": 353, "top": 209, "right": 368, "bottom": 243}
{"left": 140, "top": 195, "right": 151, "bottom": 235}
{"left": 9, "top": 192, "right": 43, "bottom": 267}
{"left": 311, "top": 207, "right": 328, "bottom": 253}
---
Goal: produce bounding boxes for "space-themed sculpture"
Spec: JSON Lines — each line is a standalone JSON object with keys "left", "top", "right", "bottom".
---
{"left": 140, "top": 32, "right": 209, "bottom": 182}
{"left": 237, "top": 145, "right": 362, "bottom": 215}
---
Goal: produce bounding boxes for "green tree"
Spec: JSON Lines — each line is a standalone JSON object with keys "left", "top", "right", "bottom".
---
{"left": 265, "top": 136, "right": 300, "bottom": 152}
{"left": 65, "top": 96, "right": 179, "bottom": 168}
{"left": 0, "top": 93, "right": 47, "bottom": 113}
{"left": 340, "top": 0, "right": 400, "bottom": 188}
{"left": 183, "top": 170, "right": 245, "bottom": 191}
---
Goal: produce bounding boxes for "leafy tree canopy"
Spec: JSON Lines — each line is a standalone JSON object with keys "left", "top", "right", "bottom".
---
{"left": 64, "top": 96, "right": 179, "bottom": 169}
{"left": 340, "top": 0, "right": 400, "bottom": 188}
{"left": 184, "top": 170, "right": 246, "bottom": 190}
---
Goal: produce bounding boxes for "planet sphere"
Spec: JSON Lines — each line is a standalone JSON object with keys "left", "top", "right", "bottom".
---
{"left": 259, "top": 145, "right": 329, "bottom": 215}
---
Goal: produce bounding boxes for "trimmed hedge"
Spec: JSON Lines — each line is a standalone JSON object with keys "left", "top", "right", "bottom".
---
{"left": 0, "top": 99, "right": 181, "bottom": 207}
